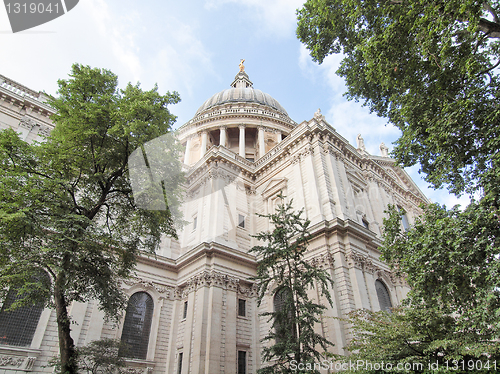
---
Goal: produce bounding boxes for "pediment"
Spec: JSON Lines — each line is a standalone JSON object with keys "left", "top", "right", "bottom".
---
{"left": 261, "top": 178, "right": 287, "bottom": 200}
{"left": 345, "top": 166, "right": 367, "bottom": 190}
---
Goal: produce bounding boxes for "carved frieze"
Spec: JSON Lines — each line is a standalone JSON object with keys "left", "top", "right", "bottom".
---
{"left": 121, "top": 367, "right": 154, "bottom": 374}
{"left": 122, "top": 278, "right": 175, "bottom": 299}
{"left": 0, "top": 355, "right": 35, "bottom": 371}
{"left": 19, "top": 115, "right": 35, "bottom": 130}
{"left": 176, "top": 270, "right": 249, "bottom": 296}
{"left": 0, "top": 355, "right": 24, "bottom": 368}
{"left": 346, "top": 251, "right": 366, "bottom": 270}
{"left": 308, "top": 251, "right": 335, "bottom": 269}
{"left": 37, "top": 124, "right": 52, "bottom": 138}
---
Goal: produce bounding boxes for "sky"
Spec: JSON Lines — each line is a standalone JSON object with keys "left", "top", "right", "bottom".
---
{"left": 0, "top": 0, "right": 469, "bottom": 208}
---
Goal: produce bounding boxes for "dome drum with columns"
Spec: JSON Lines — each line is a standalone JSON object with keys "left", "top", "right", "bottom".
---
{"left": 178, "top": 69, "right": 295, "bottom": 165}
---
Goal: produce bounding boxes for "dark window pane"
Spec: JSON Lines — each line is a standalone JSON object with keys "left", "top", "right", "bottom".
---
{"left": 119, "top": 292, "right": 154, "bottom": 359}
{"left": 183, "top": 301, "right": 188, "bottom": 319}
{"left": 238, "top": 299, "right": 246, "bottom": 317}
{"left": 238, "top": 350, "right": 246, "bottom": 374}
{"left": 178, "top": 352, "right": 183, "bottom": 374}
{"left": 0, "top": 288, "right": 43, "bottom": 347}
{"left": 375, "top": 280, "right": 393, "bottom": 312}
{"left": 238, "top": 214, "right": 245, "bottom": 228}
{"left": 273, "top": 287, "right": 295, "bottom": 343}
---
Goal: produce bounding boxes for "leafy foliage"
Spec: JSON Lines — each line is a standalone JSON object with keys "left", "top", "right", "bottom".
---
{"left": 343, "top": 307, "right": 500, "bottom": 373}
{"left": 381, "top": 203, "right": 500, "bottom": 340}
{"left": 0, "top": 64, "right": 182, "bottom": 373}
{"left": 250, "top": 195, "right": 334, "bottom": 373}
{"left": 297, "top": 0, "right": 500, "bottom": 199}
{"left": 49, "top": 338, "right": 128, "bottom": 374}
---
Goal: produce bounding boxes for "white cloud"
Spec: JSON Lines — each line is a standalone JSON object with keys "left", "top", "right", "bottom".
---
{"left": 82, "top": 0, "right": 143, "bottom": 82}
{"left": 205, "top": 0, "right": 305, "bottom": 38}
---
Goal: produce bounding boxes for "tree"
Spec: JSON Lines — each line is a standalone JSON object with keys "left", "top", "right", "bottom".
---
{"left": 297, "top": 0, "right": 500, "bottom": 200}
{"left": 250, "top": 195, "right": 334, "bottom": 373}
{"left": 0, "top": 64, "right": 182, "bottom": 373}
{"left": 342, "top": 306, "right": 500, "bottom": 373}
{"left": 381, "top": 203, "right": 500, "bottom": 342}
{"left": 49, "top": 338, "right": 128, "bottom": 374}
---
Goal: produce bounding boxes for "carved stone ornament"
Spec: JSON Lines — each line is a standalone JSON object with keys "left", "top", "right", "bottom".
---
{"left": 37, "top": 124, "right": 52, "bottom": 138}
{"left": 308, "top": 252, "right": 335, "bottom": 269}
{"left": 314, "top": 108, "right": 325, "bottom": 121}
{"left": 121, "top": 367, "right": 154, "bottom": 374}
{"left": 177, "top": 270, "right": 248, "bottom": 296}
{"left": 122, "top": 278, "right": 175, "bottom": 299}
{"left": 346, "top": 251, "right": 366, "bottom": 270}
{"left": 19, "top": 115, "right": 35, "bottom": 130}
{"left": 0, "top": 355, "right": 26, "bottom": 369}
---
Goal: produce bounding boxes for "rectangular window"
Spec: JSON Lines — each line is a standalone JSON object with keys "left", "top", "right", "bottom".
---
{"left": 238, "top": 299, "right": 246, "bottom": 317}
{"left": 178, "top": 352, "right": 183, "bottom": 374}
{"left": 238, "top": 214, "right": 245, "bottom": 228}
{"left": 183, "top": 301, "right": 188, "bottom": 319}
{"left": 397, "top": 206, "right": 410, "bottom": 231}
{"left": 362, "top": 219, "right": 369, "bottom": 229}
{"left": 193, "top": 216, "right": 197, "bottom": 231}
{"left": 238, "top": 350, "right": 246, "bottom": 374}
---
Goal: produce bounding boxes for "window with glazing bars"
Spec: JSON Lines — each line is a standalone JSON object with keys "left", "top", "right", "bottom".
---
{"left": 375, "top": 280, "right": 393, "bottom": 312}
{"left": 119, "top": 292, "right": 154, "bottom": 359}
{"left": 0, "top": 288, "right": 44, "bottom": 347}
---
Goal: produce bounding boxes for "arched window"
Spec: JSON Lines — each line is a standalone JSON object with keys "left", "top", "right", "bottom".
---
{"left": 375, "top": 280, "right": 393, "bottom": 312}
{"left": 273, "top": 287, "right": 295, "bottom": 342}
{"left": 0, "top": 288, "right": 44, "bottom": 347}
{"left": 119, "top": 292, "right": 154, "bottom": 359}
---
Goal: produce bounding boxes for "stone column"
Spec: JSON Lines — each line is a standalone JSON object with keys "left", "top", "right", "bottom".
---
{"left": 239, "top": 124, "right": 246, "bottom": 157}
{"left": 220, "top": 126, "right": 227, "bottom": 148}
{"left": 201, "top": 131, "right": 208, "bottom": 158}
{"left": 258, "top": 126, "right": 265, "bottom": 159}
{"left": 276, "top": 130, "right": 282, "bottom": 143}
{"left": 184, "top": 135, "right": 192, "bottom": 165}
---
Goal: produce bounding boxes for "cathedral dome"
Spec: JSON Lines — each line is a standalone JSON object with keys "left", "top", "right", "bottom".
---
{"left": 193, "top": 69, "right": 289, "bottom": 117}
{"left": 194, "top": 87, "right": 288, "bottom": 117}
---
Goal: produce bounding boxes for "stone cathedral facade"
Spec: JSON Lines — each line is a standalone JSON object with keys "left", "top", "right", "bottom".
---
{"left": 0, "top": 68, "right": 428, "bottom": 373}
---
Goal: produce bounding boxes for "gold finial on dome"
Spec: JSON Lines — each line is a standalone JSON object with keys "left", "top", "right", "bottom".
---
{"left": 239, "top": 59, "right": 245, "bottom": 72}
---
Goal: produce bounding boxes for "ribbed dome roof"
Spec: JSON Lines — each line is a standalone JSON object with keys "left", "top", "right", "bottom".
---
{"left": 194, "top": 87, "right": 289, "bottom": 117}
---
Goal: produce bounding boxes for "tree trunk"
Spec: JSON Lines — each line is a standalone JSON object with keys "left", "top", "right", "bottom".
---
{"left": 54, "top": 271, "right": 77, "bottom": 374}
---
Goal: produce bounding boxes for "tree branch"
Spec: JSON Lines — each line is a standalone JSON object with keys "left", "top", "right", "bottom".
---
{"left": 478, "top": 17, "right": 500, "bottom": 38}
{"left": 483, "top": 2, "right": 499, "bottom": 24}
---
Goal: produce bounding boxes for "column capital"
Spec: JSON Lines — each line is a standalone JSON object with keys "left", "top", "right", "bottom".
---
{"left": 238, "top": 123, "right": 246, "bottom": 129}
